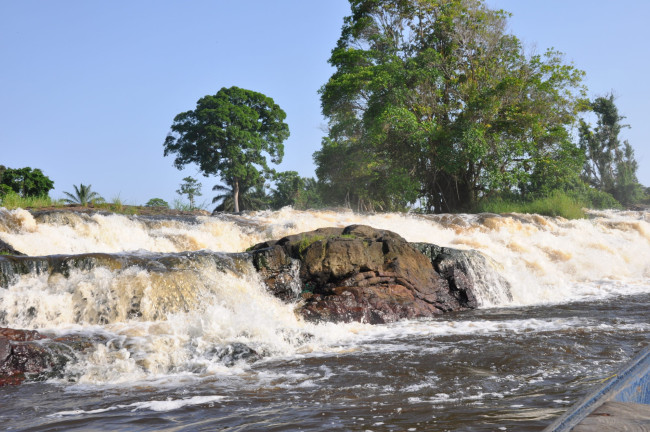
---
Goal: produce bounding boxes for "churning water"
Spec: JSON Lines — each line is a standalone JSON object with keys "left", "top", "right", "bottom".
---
{"left": 0, "top": 207, "right": 648, "bottom": 431}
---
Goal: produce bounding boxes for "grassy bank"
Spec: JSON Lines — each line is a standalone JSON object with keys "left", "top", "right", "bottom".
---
{"left": 0, "top": 193, "right": 210, "bottom": 217}
{"left": 474, "top": 191, "right": 587, "bottom": 219}
{"left": 0, "top": 193, "right": 63, "bottom": 210}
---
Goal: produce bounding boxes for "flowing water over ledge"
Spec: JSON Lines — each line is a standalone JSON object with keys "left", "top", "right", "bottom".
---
{"left": 0, "top": 207, "right": 648, "bottom": 430}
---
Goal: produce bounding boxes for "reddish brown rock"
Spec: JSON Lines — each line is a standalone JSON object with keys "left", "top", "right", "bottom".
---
{"left": 0, "top": 327, "right": 94, "bottom": 386}
{"left": 250, "top": 225, "right": 483, "bottom": 324}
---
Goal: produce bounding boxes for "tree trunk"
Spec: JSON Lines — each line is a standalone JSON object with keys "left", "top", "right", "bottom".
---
{"left": 233, "top": 179, "right": 240, "bottom": 213}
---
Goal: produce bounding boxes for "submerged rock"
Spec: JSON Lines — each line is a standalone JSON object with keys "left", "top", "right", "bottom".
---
{"left": 0, "top": 327, "right": 94, "bottom": 385}
{"left": 250, "top": 225, "right": 500, "bottom": 324}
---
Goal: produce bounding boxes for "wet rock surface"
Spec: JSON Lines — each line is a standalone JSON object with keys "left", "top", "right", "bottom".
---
{"left": 0, "top": 222, "right": 507, "bottom": 385}
{"left": 0, "top": 327, "right": 94, "bottom": 385}
{"left": 0, "top": 239, "right": 24, "bottom": 256}
{"left": 250, "top": 225, "right": 484, "bottom": 324}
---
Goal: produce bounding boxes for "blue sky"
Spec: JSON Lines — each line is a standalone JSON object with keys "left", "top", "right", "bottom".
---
{"left": 1, "top": 1, "right": 648, "bottom": 207}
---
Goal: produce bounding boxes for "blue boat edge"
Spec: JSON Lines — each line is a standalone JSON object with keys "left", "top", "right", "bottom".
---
{"left": 543, "top": 344, "right": 650, "bottom": 431}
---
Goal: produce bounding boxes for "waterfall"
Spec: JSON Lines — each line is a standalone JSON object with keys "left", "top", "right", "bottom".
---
{"left": 1, "top": 206, "right": 649, "bottom": 384}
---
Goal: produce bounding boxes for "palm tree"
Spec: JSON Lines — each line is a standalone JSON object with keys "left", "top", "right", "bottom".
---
{"left": 212, "top": 182, "right": 269, "bottom": 213}
{"left": 63, "top": 183, "right": 102, "bottom": 206}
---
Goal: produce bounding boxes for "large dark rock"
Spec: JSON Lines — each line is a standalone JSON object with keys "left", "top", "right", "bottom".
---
{"left": 250, "top": 225, "right": 489, "bottom": 324}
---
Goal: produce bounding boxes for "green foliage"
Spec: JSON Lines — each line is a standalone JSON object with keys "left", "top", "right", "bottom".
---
{"left": 318, "top": 0, "right": 586, "bottom": 213}
{"left": 0, "top": 167, "right": 54, "bottom": 198}
{"left": 579, "top": 94, "right": 643, "bottom": 206}
{"left": 270, "top": 171, "right": 323, "bottom": 210}
{"left": 176, "top": 177, "right": 202, "bottom": 210}
{"left": 212, "top": 181, "right": 269, "bottom": 212}
{"left": 643, "top": 187, "right": 650, "bottom": 205}
{"left": 145, "top": 198, "right": 170, "bottom": 208}
{"left": 476, "top": 190, "right": 586, "bottom": 219}
{"left": 62, "top": 184, "right": 102, "bottom": 206}
{"left": 271, "top": 171, "right": 303, "bottom": 209}
{"left": 566, "top": 182, "right": 621, "bottom": 210}
{"left": 0, "top": 184, "right": 12, "bottom": 198}
{"left": 0, "top": 190, "right": 61, "bottom": 209}
{"left": 314, "top": 137, "right": 417, "bottom": 212}
{"left": 172, "top": 198, "right": 193, "bottom": 212}
{"left": 164, "top": 86, "right": 290, "bottom": 213}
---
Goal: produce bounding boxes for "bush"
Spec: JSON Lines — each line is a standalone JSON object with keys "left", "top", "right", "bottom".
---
{"left": 567, "top": 187, "right": 621, "bottom": 210}
{"left": 145, "top": 198, "right": 169, "bottom": 208}
{"left": 475, "top": 190, "right": 586, "bottom": 219}
{"left": 0, "top": 190, "right": 60, "bottom": 209}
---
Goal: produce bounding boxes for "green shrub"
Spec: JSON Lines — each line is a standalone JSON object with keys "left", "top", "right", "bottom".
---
{"left": 565, "top": 184, "right": 621, "bottom": 210}
{"left": 476, "top": 190, "right": 586, "bottom": 219}
{"left": 0, "top": 191, "right": 61, "bottom": 209}
{"left": 146, "top": 198, "right": 170, "bottom": 208}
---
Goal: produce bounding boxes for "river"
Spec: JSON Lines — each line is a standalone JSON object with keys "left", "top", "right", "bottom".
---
{"left": 0, "top": 207, "right": 648, "bottom": 431}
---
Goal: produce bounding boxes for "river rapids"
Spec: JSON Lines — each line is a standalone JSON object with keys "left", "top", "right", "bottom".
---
{"left": 0, "top": 207, "right": 648, "bottom": 431}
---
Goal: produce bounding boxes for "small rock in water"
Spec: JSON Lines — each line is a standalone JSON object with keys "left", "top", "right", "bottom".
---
{"left": 209, "top": 343, "right": 261, "bottom": 366}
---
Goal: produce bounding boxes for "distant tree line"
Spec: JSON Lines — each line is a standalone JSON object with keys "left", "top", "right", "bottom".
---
{"left": 162, "top": 0, "right": 646, "bottom": 214}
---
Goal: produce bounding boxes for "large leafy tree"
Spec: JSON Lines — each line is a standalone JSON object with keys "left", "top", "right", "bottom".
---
{"left": 163, "top": 86, "right": 290, "bottom": 213}
{"left": 579, "top": 94, "right": 643, "bottom": 205}
{"left": 1, "top": 167, "right": 55, "bottom": 197}
{"left": 318, "top": 0, "right": 586, "bottom": 212}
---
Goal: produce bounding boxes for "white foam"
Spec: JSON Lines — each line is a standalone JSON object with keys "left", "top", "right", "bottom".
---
{"left": 48, "top": 395, "right": 226, "bottom": 417}
{"left": 1, "top": 207, "right": 649, "bottom": 384}
{"left": 3, "top": 207, "right": 649, "bottom": 307}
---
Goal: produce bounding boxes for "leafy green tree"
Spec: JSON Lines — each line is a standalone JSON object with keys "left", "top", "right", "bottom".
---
{"left": 164, "top": 86, "right": 290, "bottom": 213}
{"left": 269, "top": 171, "right": 323, "bottom": 210}
{"left": 1, "top": 167, "right": 55, "bottom": 197}
{"left": 270, "top": 171, "right": 303, "bottom": 209}
{"left": 579, "top": 94, "right": 643, "bottom": 206}
{"left": 315, "top": 137, "right": 419, "bottom": 211}
{"left": 612, "top": 141, "right": 643, "bottom": 205}
{"left": 63, "top": 184, "right": 102, "bottom": 206}
{"left": 176, "top": 176, "right": 202, "bottom": 210}
{"left": 0, "top": 185, "right": 11, "bottom": 199}
{"left": 145, "top": 198, "right": 170, "bottom": 208}
{"left": 212, "top": 181, "right": 269, "bottom": 212}
{"left": 318, "top": 0, "right": 586, "bottom": 213}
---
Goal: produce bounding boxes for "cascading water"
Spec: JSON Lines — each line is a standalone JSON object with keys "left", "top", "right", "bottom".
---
{"left": 2, "top": 207, "right": 648, "bottom": 305}
{"left": 0, "top": 206, "right": 648, "bottom": 431}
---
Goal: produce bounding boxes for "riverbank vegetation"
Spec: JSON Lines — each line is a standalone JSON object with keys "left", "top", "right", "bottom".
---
{"left": 156, "top": 0, "right": 647, "bottom": 217}
{"left": 3, "top": 1, "right": 649, "bottom": 219}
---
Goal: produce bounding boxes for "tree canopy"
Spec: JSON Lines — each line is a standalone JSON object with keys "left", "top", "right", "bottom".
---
{"left": 0, "top": 167, "right": 55, "bottom": 198}
{"left": 579, "top": 94, "right": 643, "bottom": 205}
{"left": 317, "top": 0, "right": 587, "bottom": 212}
{"left": 270, "top": 171, "right": 323, "bottom": 210}
{"left": 163, "top": 86, "right": 290, "bottom": 213}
